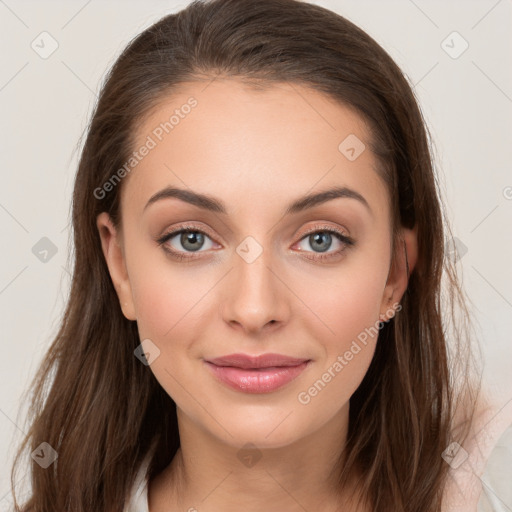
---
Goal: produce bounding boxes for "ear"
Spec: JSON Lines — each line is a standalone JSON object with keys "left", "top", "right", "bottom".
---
{"left": 379, "top": 225, "right": 418, "bottom": 322}
{"left": 96, "top": 212, "right": 137, "bottom": 321}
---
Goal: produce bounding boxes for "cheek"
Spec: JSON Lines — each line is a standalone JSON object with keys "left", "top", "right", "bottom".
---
{"left": 296, "top": 278, "right": 381, "bottom": 380}
{"left": 130, "top": 265, "right": 212, "bottom": 340}
{"left": 293, "top": 259, "right": 389, "bottom": 345}
{"left": 290, "top": 246, "right": 390, "bottom": 400}
{"left": 128, "top": 262, "right": 212, "bottom": 401}
{"left": 124, "top": 230, "right": 212, "bottom": 336}
{"left": 293, "top": 269, "right": 386, "bottom": 420}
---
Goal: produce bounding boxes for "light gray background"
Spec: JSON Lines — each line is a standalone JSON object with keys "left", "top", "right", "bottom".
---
{"left": 1, "top": 0, "right": 511, "bottom": 508}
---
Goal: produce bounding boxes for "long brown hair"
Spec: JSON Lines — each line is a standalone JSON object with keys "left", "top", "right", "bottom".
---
{"left": 11, "top": 0, "right": 482, "bottom": 510}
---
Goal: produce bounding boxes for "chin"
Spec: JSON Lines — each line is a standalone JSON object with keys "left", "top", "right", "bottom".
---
{"left": 205, "top": 406, "right": 312, "bottom": 450}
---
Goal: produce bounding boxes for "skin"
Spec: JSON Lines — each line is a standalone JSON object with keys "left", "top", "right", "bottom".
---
{"left": 97, "top": 78, "right": 418, "bottom": 512}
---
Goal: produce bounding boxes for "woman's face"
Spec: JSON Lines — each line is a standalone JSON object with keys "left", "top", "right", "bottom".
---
{"left": 98, "top": 78, "right": 411, "bottom": 449}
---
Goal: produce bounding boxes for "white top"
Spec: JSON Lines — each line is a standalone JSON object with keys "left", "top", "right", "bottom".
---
{"left": 124, "top": 456, "right": 150, "bottom": 512}
{"left": 124, "top": 426, "right": 512, "bottom": 512}
{"left": 477, "top": 424, "right": 512, "bottom": 511}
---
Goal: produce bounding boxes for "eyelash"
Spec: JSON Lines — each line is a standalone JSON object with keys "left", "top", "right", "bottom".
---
{"left": 156, "top": 223, "right": 355, "bottom": 263}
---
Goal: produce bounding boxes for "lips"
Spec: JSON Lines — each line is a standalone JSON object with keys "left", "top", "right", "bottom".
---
{"left": 204, "top": 353, "right": 311, "bottom": 393}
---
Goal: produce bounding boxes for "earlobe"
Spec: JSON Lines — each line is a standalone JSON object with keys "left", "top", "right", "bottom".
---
{"left": 379, "top": 225, "right": 418, "bottom": 322}
{"left": 96, "top": 212, "right": 137, "bottom": 321}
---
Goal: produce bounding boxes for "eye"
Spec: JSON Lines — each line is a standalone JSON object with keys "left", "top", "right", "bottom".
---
{"left": 156, "top": 223, "right": 355, "bottom": 262}
{"left": 156, "top": 225, "right": 217, "bottom": 261}
{"left": 293, "top": 225, "right": 355, "bottom": 261}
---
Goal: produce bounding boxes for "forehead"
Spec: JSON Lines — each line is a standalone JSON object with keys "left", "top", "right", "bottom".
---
{"left": 122, "top": 78, "right": 388, "bottom": 221}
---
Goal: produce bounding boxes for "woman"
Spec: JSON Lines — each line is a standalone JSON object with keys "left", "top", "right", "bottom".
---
{"left": 11, "top": 0, "right": 498, "bottom": 510}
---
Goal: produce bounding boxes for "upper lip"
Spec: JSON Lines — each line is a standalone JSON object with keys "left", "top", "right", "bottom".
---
{"left": 205, "top": 353, "right": 310, "bottom": 369}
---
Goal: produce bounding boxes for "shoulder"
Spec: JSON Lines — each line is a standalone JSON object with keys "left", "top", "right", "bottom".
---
{"left": 441, "top": 384, "right": 512, "bottom": 512}
{"left": 477, "top": 422, "right": 512, "bottom": 511}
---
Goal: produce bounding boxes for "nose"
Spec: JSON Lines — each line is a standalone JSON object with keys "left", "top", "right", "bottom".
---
{"left": 221, "top": 245, "right": 289, "bottom": 335}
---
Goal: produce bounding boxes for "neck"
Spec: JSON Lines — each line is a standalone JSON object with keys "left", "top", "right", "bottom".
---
{"left": 148, "top": 401, "right": 366, "bottom": 512}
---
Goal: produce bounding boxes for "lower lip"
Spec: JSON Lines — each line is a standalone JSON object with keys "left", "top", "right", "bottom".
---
{"left": 204, "top": 360, "right": 310, "bottom": 393}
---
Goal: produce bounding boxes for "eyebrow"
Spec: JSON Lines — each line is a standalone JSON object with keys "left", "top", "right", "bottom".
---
{"left": 143, "top": 185, "right": 372, "bottom": 216}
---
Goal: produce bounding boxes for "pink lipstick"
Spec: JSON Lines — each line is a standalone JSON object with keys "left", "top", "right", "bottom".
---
{"left": 204, "top": 353, "right": 311, "bottom": 393}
